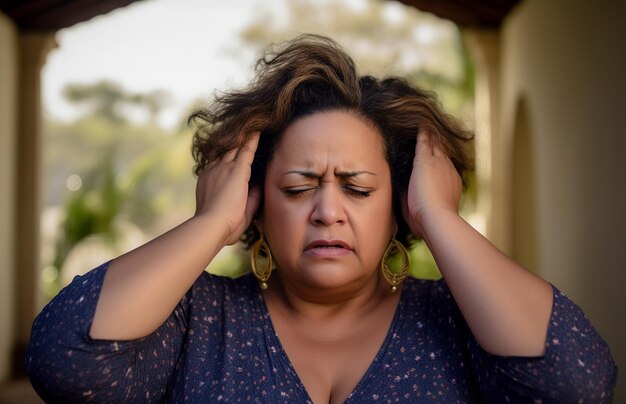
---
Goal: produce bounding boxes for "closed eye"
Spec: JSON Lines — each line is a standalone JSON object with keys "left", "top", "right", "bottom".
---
{"left": 283, "top": 185, "right": 371, "bottom": 198}
{"left": 283, "top": 187, "right": 316, "bottom": 197}
{"left": 343, "top": 185, "right": 371, "bottom": 198}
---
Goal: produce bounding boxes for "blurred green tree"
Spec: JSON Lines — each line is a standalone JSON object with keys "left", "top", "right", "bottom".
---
{"left": 63, "top": 80, "right": 170, "bottom": 124}
{"left": 42, "top": 82, "right": 195, "bottom": 300}
{"left": 51, "top": 150, "right": 122, "bottom": 275}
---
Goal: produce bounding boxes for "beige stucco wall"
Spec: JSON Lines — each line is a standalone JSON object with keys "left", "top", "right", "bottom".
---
{"left": 501, "top": 0, "right": 626, "bottom": 398}
{"left": 0, "top": 11, "right": 17, "bottom": 383}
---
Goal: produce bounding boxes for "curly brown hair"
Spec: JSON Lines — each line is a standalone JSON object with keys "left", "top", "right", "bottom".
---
{"left": 189, "top": 34, "right": 473, "bottom": 248}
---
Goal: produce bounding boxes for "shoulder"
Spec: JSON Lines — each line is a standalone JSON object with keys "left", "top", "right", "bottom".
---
{"left": 400, "top": 276, "right": 466, "bottom": 330}
{"left": 195, "top": 270, "right": 257, "bottom": 290}
{"left": 186, "top": 271, "right": 260, "bottom": 308}
{"left": 402, "top": 276, "right": 455, "bottom": 308}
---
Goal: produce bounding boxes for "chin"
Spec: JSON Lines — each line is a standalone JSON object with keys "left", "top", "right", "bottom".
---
{"left": 297, "top": 265, "right": 366, "bottom": 291}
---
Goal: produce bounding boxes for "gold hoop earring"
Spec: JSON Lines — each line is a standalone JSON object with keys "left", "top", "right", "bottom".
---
{"left": 381, "top": 237, "right": 410, "bottom": 292}
{"left": 251, "top": 234, "right": 273, "bottom": 290}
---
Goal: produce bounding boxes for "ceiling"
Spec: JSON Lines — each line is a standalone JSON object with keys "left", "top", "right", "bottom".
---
{"left": 398, "top": 0, "right": 521, "bottom": 28}
{"left": 0, "top": 0, "right": 140, "bottom": 32}
{"left": 0, "top": 0, "right": 520, "bottom": 32}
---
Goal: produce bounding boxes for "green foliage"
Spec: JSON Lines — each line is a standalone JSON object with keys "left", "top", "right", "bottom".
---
{"left": 63, "top": 80, "right": 170, "bottom": 124}
{"left": 409, "top": 241, "right": 441, "bottom": 280}
{"left": 52, "top": 151, "right": 123, "bottom": 273}
{"left": 42, "top": 82, "right": 195, "bottom": 299}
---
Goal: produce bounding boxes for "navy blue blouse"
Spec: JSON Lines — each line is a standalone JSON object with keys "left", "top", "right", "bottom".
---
{"left": 26, "top": 262, "right": 617, "bottom": 403}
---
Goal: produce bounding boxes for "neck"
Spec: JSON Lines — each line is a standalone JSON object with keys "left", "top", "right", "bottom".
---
{"left": 264, "top": 270, "right": 394, "bottom": 322}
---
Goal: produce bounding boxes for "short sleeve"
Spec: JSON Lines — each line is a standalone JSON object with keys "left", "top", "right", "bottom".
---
{"left": 26, "top": 261, "right": 190, "bottom": 403}
{"left": 468, "top": 285, "right": 618, "bottom": 403}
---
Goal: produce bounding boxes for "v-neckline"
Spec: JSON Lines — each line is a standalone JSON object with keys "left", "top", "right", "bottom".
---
{"left": 253, "top": 279, "right": 407, "bottom": 403}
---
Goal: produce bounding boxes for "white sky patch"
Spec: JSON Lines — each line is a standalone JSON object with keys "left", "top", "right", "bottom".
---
{"left": 42, "top": 0, "right": 456, "bottom": 128}
{"left": 413, "top": 24, "right": 439, "bottom": 44}
{"left": 42, "top": 0, "right": 270, "bottom": 128}
{"left": 382, "top": 1, "right": 406, "bottom": 24}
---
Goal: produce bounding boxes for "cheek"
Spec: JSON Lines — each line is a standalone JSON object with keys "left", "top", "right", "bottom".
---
{"left": 262, "top": 190, "right": 307, "bottom": 256}
{"left": 354, "top": 201, "right": 395, "bottom": 258}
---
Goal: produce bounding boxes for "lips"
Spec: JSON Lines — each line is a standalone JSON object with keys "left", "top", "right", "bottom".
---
{"left": 305, "top": 239, "right": 351, "bottom": 250}
{"left": 304, "top": 240, "right": 352, "bottom": 257}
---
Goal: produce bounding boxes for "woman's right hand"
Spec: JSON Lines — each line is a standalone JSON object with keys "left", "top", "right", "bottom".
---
{"left": 91, "top": 132, "right": 261, "bottom": 341}
{"left": 194, "top": 132, "right": 261, "bottom": 246}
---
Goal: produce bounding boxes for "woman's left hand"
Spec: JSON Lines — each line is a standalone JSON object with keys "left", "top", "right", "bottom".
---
{"left": 402, "top": 131, "right": 553, "bottom": 358}
{"left": 403, "top": 129, "right": 462, "bottom": 239}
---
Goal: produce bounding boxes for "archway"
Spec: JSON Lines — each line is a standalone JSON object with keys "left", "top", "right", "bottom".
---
{"left": 511, "top": 97, "right": 539, "bottom": 273}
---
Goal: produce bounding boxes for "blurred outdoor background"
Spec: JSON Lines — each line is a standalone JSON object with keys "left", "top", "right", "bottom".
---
{"left": 1, "top": 0, "right": 625, "bottom": 402}
{"left": 38, "top": 0, "right": 474, "bottom": 303}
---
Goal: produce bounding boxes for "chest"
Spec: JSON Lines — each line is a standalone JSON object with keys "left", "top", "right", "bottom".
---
{"left": 273, "top": 315, "right": 393, "bottom": 403}
{"left": 175, "top": 314, "right": 476, "bottom": 403}
{"left": 173, "top": 278, "right": 477, "bottom": 402}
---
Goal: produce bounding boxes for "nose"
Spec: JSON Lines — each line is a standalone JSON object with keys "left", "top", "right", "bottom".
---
{"left": 310, "top": 184, "right": 346, "bottom": 226}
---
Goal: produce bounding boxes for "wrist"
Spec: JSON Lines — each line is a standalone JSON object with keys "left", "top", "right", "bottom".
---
{"left": 412, "top": 206, "right": 460, "bottom": 242}
{"left": 189, "top": 211, "right": 233, "bottom": 247}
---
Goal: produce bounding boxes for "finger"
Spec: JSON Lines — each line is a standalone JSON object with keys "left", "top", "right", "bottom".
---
{"left": 243, "top": 186, "right": 261, "bottom": 229}
{"left": 431, "top": 139, "right": 445, "bottom": 158}
{"left": 400, "top": 193, "right": 423, "bottom": 239}
{"left": 197, "top": 165, "right": 213, "bottom": 182}
{"left": 235, "top": 132, "right": 260, "bottom": 164}
{"left": 206, "top": 157, "right": 220, "bottom": 170}
{"left": 222, "top": 147, "right": 238, "bottom": 162}
{"left": 417, "top": 128, "right": 448, "bottom": 159}
{"left": 416, "top": 129, "right": 434, "bottom": 158}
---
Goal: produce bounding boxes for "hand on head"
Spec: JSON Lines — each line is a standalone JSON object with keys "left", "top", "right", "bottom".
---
{"left": 194, "top": 132, "right": 261, "bottom": 246}
{"left": 403, "top": 129, "right": 462, "bottom": 239}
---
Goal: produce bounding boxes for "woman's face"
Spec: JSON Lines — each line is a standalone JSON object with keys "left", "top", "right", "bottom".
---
{"left": 262, "top": 110, "right": 395, "bottom": 292}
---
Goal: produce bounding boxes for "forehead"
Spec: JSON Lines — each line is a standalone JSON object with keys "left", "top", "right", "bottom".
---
{"left": 270, "top": 110, "right": 387, "bottom": 171}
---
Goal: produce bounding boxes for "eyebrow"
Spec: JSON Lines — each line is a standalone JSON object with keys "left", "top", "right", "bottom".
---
{"left": 283, "top": 170, "right": 377, "bottom": 178}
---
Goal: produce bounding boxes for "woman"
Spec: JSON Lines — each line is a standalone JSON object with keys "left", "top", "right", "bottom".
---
{"left": 27, "top": 35, "right": 616, "bottom": 403}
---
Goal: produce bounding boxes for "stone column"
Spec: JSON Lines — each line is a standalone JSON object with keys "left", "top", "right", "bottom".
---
{"left": 13, "top": 32, "right": 57, "bottom": 377}
{"left": 0, "top": 12, "right": 18, "bottom": 384}
{"left": 463, "top": 29, "right": 510, "bottom": 253}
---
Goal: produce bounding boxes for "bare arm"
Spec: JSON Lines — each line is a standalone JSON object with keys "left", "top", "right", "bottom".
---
{"left": 404, "top": 130, "right": 552, "bottom": 357}
{"left": 90, "top": 134, "right": 260, "bottom": 340}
